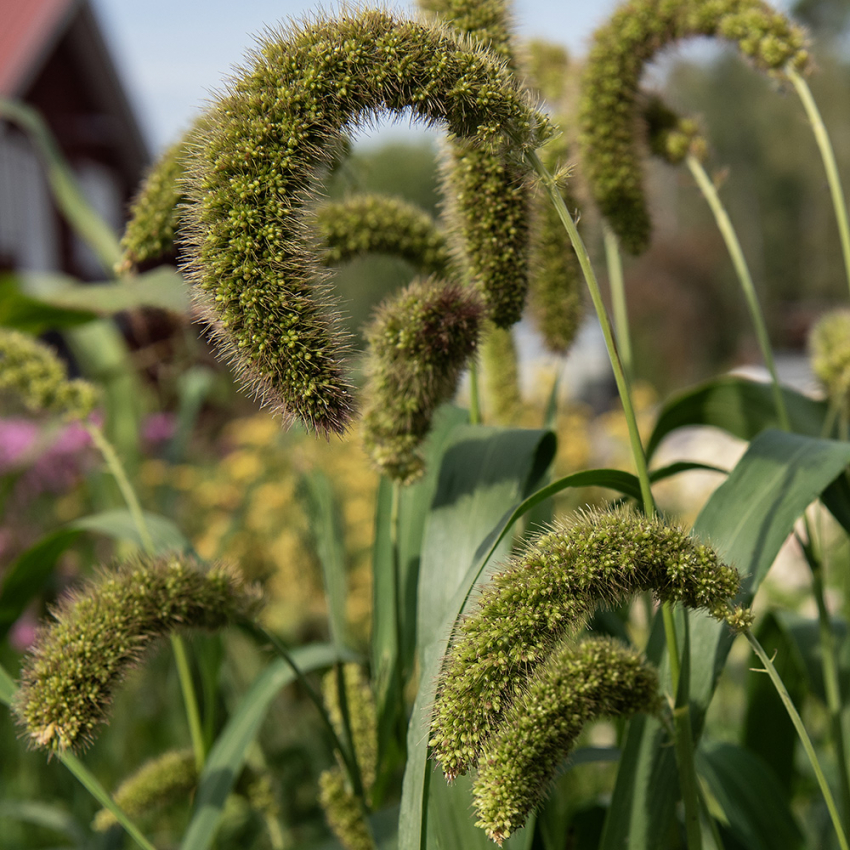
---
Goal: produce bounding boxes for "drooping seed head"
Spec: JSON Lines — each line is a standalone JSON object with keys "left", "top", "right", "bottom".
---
{"left": 579, "top": 0, "right": 809, "bottom": 254}
{"left": 642, "top": 93, "right": 708, "bottom": 165}
{"left": 0, "top": 328, "right": 99, "bottom": 420}
{"left": 322, "top": 664, "right": 378, "bottom": 795}
{"left": 315, "top": 195, "right": 451, "bottom": 276}
{"left": 429, "top": 507, "right": 741, "bottom": 780}
{"left": 810, "top": 309, "right": 850, "bottom": 405}
{"left": 181, "top": 9, "right": 548, "bottom": 436}
{"left": 473, "top": 637, "right": 660, "bottom": 844}
{"left": 15, "top": 555, "right": 261, "bottom": 753}
{"left": 362, "top": 277, "right": 485, "bottom": 483}
{"left": 318, "top": 767, "right": 376, "bottom": 850}
{"left": 92, "top": 749, "right": 198, "bottom": 832}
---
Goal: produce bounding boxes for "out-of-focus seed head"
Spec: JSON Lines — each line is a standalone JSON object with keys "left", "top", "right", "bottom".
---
{"left": 429, "top": 507, "right": 741, "bottom": 780}
{"left": 318, "top": 767, "right": 376, "bottom": 850}
{"left": 810, "top": 309, "right": 850, "bottom": 405}
{"left": 92, "top": 749, "right": 198, "bottom": 831}
{"left": 0, "top": 328, "right": 99, "bottom": 420}
{"left": 579, "top": 0, "right": 809, "bottom": 255}
{"left": 15, "top": 555, "right": 261, "bottom": 753}
{"left": 181, "top": 9, "right": 548, "bottom": 436}
{"left": 362, "top": 277, "right": 485, "bottom": 483}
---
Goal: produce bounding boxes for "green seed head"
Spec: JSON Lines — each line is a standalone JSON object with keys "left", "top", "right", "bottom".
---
{"left": 0, "top": 328, "right": 99, "bottom": 420}
{"left": 315, "top": 194, "right": 450, "bottom": 276}
{"left": 473, "top": 637, "right": 660, "bottom": 844}
{"left": 92, "top": 749, "right": 197, "bottom": 831}
{"left": 481, "top": 323, "right": 521, "bottom": 424}
{"left": 362, "top": 277, "right": 485, "bottom": 483}
{"left": 322, "top": 664, "right": 378, "bottom": 795}
{"left": 579, "top": 0, "right": 809, "bottom": 254}
{"left": 180, "top": 9, "right": 547, "bottom": 436}
{"left": 15, "top": 555, "right": 261, "bottom": 753}
{"left": 643, "top": 93, "right": 708, "bottom": 165}
{"left": 810, "top": 309, "right": 850, "bottom": 405}
{"left": 429, "top": 507, "right": 740, "bottom": 780}
{"left": 318, "top": 767, "right": 376, "bottom": 850}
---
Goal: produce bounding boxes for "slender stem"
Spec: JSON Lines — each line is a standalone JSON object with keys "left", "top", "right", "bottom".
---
{"left": 469, "top": 358, "right": 482, "bottom": 425}
{"left": 60, "top": 752, "right": 158, "bottom": 850}
{"left": 390, "top": 482, "right": 407, "bottom": 754}
{"left": 745, "top": 628, "right": 850, "bottom": 850}
{"left": 171, "top": 634, "right": 206, "bottom": 772}
{"left": 685, "top": 155, "right": 791, "bottom": 432}
{"left": 603, "top": 223, "right": 633, "bottom": 384}
{"left": 673, "top": 704, "right": 703, "bottom": 850}
{"left": 334, "top": 662, "right": 367, "bottom": 806}
{"left": 86, "top": 423, "right": 155, "bottom": 554}
{"left": 526, "top": 150, "right": 655, "bottom": 515}
{"left": 663, "top": 606, "right": 681, "bottom": 693}
{"left": 798, "top": 524, "right": 850, "bottom": 830}
{"left": 787, "top": 67, "right": 850, "bottom": 299}
{"left": 527, "top": 149, "right": 709, "bottom": 848}
{"left": 242, "top": 621, "right": 367, "bottom": 804}
{"left": 87, "top": 421, "right": 206, "bottom": 771}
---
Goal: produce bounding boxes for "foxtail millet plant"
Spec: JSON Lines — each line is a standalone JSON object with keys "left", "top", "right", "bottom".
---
{"left": 318, "top": 767, "right": 376, "bottom": 850}
{"left": 15, "top": 555, "right": 260, "bottom": 753}
{"left": 472, "top": 637, "right": 660, "bottom": 844}
{"left": 179, "top": 9, "right": 548, "bottom": 436}
{"left": 361, "top": 277, "right": 485, "bottom": 482}
{"left": 0, "top": 328, "right": 99, "bottom": 420}
{"left": 92, "top": 749, "right": 198, "bottom": 832}
{"left": 429, "top": 507, "right": 744, "bottom": 780}
{"left": 579, "top": 0, "right": 809, "bottom": 255}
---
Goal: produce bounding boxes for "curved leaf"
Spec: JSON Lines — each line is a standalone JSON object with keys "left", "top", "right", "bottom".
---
{"left": 646, "top": 375, "right": 828, "bottom": 460}
{"left": 72, "top": 509, "right": 191, "bottom": 554}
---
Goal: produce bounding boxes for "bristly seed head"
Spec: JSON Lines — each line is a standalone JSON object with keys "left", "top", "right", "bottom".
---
{"left": 0, "top": 328, "right": 99, "bottom": 420}
{"left": 180, "top": 9, "right": 548, "bottom": 437}
{"left": 810, "top": 309, "right": 850, "bottom": 407}
{"left": 473, "top": 637, "right": 660, "bottom": 844}
{"left": 15, "top": 555, "right": 261, "bottom": 753}
{"left": 429, "top": 507, "right": 742, "bottom": 781}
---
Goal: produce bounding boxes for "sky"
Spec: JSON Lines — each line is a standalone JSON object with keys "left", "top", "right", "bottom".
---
{"left": 88, "top": 0, "right": 625, "bottom": 153}
{"left": 88, "top": 0, "right": 797, "bottom": 155}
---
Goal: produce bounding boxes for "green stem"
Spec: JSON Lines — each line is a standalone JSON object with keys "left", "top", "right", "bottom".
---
{"left": 526, "top": 150, "right": 654, "bottom": 515}
{"left": 787, "top": 67, "right": 850, "bottom": 299}
{"left": 60, "top": 752, "right": 158, "bottom": 850}
{"left": 745, "top": 628, "right": 850, "bottom": 850}
{"left": 528, "top": 149, "right": 707, "bottom": 848}
{"left": 686, "top": 155, "right": 790, "bottom": 432}
{"left": 390, "top": 482, "right": 406, "bottom": 754}
{"left": 86, "top": 423, "right": 155, "bottom": 554}
{"left": 87, "top": 421, "right": 206, "bottom": 771}
{"left": 798, "top": 525, "right": 850, "bottom": 831}
{"left": 242, "top": 622, "right": 367, "bottom": 805}
{"left": 603, "top": 223, "right": 633, "bottom": 384}
{"left": 171, "top": 634, "right": 206, "bottom": 772}
{"left": 673, "top": 704, "right": 702, "bottom": 850}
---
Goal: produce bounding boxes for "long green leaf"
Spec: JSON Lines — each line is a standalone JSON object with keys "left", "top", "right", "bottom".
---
{"left": 601, "top": 430, "right": 850, "bottom": 849}
{"left": 300, "top": 470, "right": 348, "bottom": 647}
{"left": 0, "top": 800, "right": 87, "bottom": 847}
{"left": 645, "top": 375, "right": 828, "bottom": 460}
{"left": 181, "top": 642, "right": 343, "bottom": 850}
{"left": 18, "top": 267, "right": 190, "bottom": 315}
{"left": 72, "top": 509, "right": 190, "bottom": 554}
{"left": 696, "top": 741, "right": 804, "bottom": 850}
{"left": 0, "top": 661, "right": 16, "bottom": 706}
{"left": 372, "top": 405, "right": 467, "bottom": 785}
{"left": 0, "top": 275, "right": 94, "bottom": 332}
{"left": 0, "top": 528, "right": 81, "bottom": 641}
{"left": 0, "top": 98, "right": 122, "bottom": 272}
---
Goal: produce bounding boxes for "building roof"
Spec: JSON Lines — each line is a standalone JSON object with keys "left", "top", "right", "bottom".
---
{"left": 0, "top": 0, "right": 77, "bottom": 98}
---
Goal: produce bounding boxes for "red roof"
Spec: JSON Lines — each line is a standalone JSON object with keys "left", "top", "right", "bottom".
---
{"left": 0, "top": 0, "right": 77, "bottom": 97}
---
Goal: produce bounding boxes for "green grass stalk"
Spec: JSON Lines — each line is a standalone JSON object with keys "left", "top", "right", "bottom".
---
{"left": 787, "top": 68, "right": 850, "bottom": 299}
{"left": 527, "top": 148, "right": 704, "bottom": 849}
{"left": 685, "top": 155, "right": 790, "bottom": 432}
{"left": 603, "top": 223, "right": 633, "bottom": 384}
{"left": 745, "top": 627, "right": 850, "bottom": 850}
